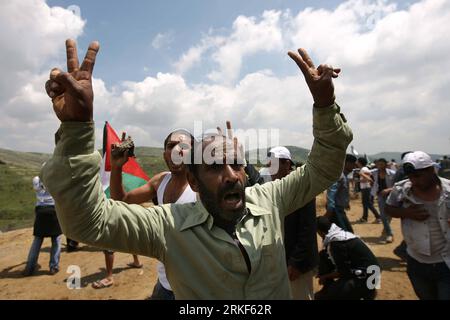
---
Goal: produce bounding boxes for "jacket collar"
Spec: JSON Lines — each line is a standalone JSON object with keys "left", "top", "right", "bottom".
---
{"left": 400, "top": 177, "right": 449, "bottom": 203}
{"left": 177, "top": 199, "right": 272, "bottom": 232}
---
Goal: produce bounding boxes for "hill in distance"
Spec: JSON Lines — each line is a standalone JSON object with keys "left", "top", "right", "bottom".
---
{"left": 0, "top": 146, "right": 166, "bottom": 232}
{"left": 1, "top": 145, "right": 447, "bottom": 232}
{"left": 369, "top": 151, "right": 447, "bottom": 162}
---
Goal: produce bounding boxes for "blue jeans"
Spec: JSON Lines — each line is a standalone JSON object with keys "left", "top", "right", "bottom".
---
{"left": 361, "top": 188, "right": 380, "bottom": 220}
{"left": 407, "top": 255, "right": 450, "bottom": 300}
{"left": 334, "top": 206, "right": 354, "bottom": 233}
{"left": 377, "top": 195, "right": 393, "bottom": 236}
{"left": 25, "top": 235, "right": 62, "bottom": 272}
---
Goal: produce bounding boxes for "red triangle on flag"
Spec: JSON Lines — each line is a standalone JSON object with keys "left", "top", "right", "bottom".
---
{"left": 103, "top": 122, "right": 149, "bottom": 181}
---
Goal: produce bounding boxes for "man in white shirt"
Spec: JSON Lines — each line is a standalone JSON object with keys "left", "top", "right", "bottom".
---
{"left": 386, "top": 151, "right": 450, "bottom": 300}
{"left": 371, "top": 158, "right": 397, "bottom": 243}
{"left": 23, "top": 176, "right": 62, "bottom": 276}
{"left": 356, "top": 157, "right": 381, "bottom": 223}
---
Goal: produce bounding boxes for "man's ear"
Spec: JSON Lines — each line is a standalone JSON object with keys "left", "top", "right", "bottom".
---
{"left": 186, "top": 170, "right": 199, "bottom": 193}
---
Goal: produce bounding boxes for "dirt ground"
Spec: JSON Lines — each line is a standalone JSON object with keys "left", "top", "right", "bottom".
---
{"left": 0, "top": 193, "right": 417, "bottom": 300}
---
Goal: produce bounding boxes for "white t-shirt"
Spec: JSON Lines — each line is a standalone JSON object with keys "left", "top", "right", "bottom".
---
{"left": 156, "top": 173, "right": 197, "bottom": 291}
{"left": 359, "top": 167, "right": 372, "bottom": 189}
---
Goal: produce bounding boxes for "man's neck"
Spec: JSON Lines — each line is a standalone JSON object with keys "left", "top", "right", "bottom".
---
{"left": 412, "top": 179, "right": 441, "bottom": 202}
{"left": 214, "top": 218, "right": 237, "bottom": 236}
{"left": 211, "top": 209, "right": 246, "bottom": 236}
{"left": 169, "top": 171, "right": 188, "bottom": 185}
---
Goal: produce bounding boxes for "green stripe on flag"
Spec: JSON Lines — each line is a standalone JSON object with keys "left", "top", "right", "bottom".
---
{"left": 104, "top": 173, "right": 148, "bottom": 199}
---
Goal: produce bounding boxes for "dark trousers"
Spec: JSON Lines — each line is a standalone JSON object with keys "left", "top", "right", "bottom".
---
{"left": 315, "top": 277, "right": 376, "bottom": 300}
{"left": 407, "top": 255, "right": 450, "bottom": 300}
{"left": 361, "top": 188, "right": 380, "bottom": 220}
{"left": 332, "top": 206, "right": 354, "bottom": 233}
{"left": 150, "top": 280, "right": 175, "bottom": 300}
{"left": 67, "top": 238, "right": 78, "bottom": 252}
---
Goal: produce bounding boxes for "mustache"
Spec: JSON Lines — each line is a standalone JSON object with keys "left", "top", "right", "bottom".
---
{"left": 218, "top": 181, "right": 244, "bottom": 199}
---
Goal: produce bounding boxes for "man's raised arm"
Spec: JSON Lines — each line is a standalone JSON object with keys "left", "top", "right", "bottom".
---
{"left": 40, "top": 39, "right": 167, "bottom": 259}
{"left": 247, "top": 48, "right": 353, "bottom": 215}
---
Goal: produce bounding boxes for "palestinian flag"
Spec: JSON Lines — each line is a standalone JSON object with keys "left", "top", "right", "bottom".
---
{"left": 100, "top": 122, "right": 149, "bottom": 198}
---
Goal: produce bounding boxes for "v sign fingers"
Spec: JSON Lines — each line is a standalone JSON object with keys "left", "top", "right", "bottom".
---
{"left": 47, "top": 39, "right": 100, "bottom": 122}
{"left": 66, "top": 39, "right": 80, "bottom": 73}
{"left": 298, "top": 48, "right": 315, "bottom": 69}
{"left": 288, "top": 50, "right": 310, "bottom": 79}
{"left": 80, "top": 41, "right": 100, "bottom": 74}
{"left": 289, "top": 47, "right": 339, "bottom": 108}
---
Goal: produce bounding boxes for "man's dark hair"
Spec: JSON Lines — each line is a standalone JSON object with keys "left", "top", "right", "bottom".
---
{"left": 357, "top": 157, "right": 368, "bottom": 166}
{"left": 403, "top": 163, "right": 416, "bottom": 175}
{"left": 186, "top": 133, "right": 245, "bottom": 177}
{"left": 377, "top": 158, "right": 387, "bottom": 164}
{"left": 401, "top": 151, "right": 413, "bottom": 160}
{"left": 163, "top": 129, "right": 194, "bottom": 150}
{"left": 186, "top": 133, "right": 227, "bottom": 177}
{"left": 317, "top": 216, "right": 332, "bottom": 234}
{"left": 345, "top": 154, "right": 357, "bottom": 163}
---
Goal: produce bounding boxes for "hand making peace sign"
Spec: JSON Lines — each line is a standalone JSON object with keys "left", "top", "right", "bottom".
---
{"left": 45, "top": 39, "right": 100, "bottom": 122}
{"left": 288, "top": 48, "right": 341, "bottom": 108}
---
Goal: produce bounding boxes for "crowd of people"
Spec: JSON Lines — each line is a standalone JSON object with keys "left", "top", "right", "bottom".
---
{"left": 20, "top": 39, "right": 449, "bottom": 300}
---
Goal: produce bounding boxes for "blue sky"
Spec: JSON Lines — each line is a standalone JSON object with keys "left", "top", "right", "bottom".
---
{"left": 1, "top": 0, "right": 449, "bottom": 155}
{"left": 47, "top": 0, "right": 340, "bottom": 85}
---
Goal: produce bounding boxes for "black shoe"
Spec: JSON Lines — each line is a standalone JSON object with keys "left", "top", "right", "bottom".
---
{"left": 66, "top": 245, "right": 79, "bottom": 253}
{"left": 22, "top": 264, "right": 41, "bottom": 277}
{"left": 22, "top": 269, "right": 33, "bottom": 277}
{"left": 393, "top": 241, "right": 408, "bottom": 261}
{"left": 49, "top": 267, "right": 59, "bottom": 275}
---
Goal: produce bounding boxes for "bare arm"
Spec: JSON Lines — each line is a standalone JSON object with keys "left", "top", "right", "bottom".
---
{"left": 115, "top": 172, "right": 167, "bottom": 204}
{"left": 108, "top": 133, "right": 168, "bottom": 204}
{"left": 359, "top": 170, "right": 373, "bottom": 183}
{"left": 318, "top": 271, "right": 340, "bottom": 285}
{"left": 385, "top": 203, "right": 429, "bottom": 221}
{"left": 380, "top": 187, "right": 393, "bottom": 197}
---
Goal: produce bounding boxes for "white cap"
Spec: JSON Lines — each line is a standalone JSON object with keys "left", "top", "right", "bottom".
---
{"left": 403, "top": 151, "right": 436, "bottom": 170}
{"left": 269, "top": 146, "right": 293, "bottom": 162}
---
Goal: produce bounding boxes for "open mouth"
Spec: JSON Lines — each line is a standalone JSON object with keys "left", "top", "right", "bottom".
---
{"left": 223, "top": 191, "right": 243, "bottom": 208}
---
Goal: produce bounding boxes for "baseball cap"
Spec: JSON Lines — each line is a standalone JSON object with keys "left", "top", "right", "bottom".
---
{"left": 269, "top": 146, "right": 294, "bottom": 164}
{"left": 402, "top": 151, "right": 436, "bottom": 173}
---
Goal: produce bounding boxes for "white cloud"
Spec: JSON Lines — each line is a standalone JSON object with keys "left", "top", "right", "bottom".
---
{"left": 151, "top": 31, "right": 174, "bottom": 49}
{"left": 291, "top": 0, "right": 450, "bottom": 154}
{"left": 0, "top": 0, "right": 84, "bottom": 152}
{"left": 2, "top": 0, "right": 450, "bottom": 156}
{"left": 167, "top": 0, "right": 450, "bottom": 154}
{"left": 208, "top": 10, "right": 284, "bottom": 85}
{"left": 173, "top": 10, "right": 284, "bottom": 84}
{"left": 173, "top": 42, "right": 212, "bottom": 75}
